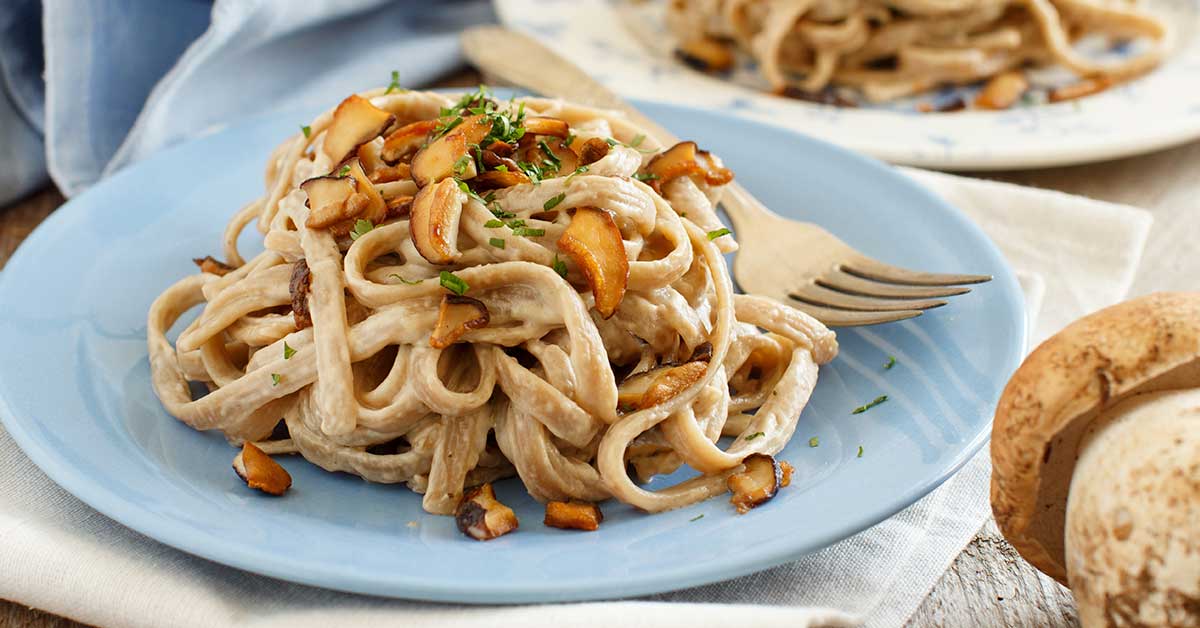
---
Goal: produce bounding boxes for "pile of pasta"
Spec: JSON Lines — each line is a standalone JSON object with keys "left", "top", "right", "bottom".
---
{"left": 666, "top": 0, "right": 1168, "bottom": 105}
{"left": 148, "top": 87, "right": 837, "bottom": 534}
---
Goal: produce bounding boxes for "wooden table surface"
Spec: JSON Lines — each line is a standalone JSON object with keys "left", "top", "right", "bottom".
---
{"left": 2, "top": 90, "right": 1197, "bottom": 627}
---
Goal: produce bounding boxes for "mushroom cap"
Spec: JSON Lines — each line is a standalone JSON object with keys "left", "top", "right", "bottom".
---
{"left": 1065, "top": 389, "right": 1200, "bottom": 626}
{"left": 990, "top": 292, "right": 1200, "bottom": 583}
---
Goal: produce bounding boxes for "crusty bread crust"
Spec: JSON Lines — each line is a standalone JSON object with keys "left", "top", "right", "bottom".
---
{"left": 990, "top": 292, "right": 1200, "bottom": 583}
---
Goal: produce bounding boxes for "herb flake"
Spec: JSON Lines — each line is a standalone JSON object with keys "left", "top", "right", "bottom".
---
{"left": 689, "top": 514, "right": 704, "bottom": 522}
{"left": 336, "top": 164, "right": 351, "bottom": 177}
{"left": 885, "top": 356, "right": 896, "bottom": 370}
{"left": 388, "top": 274, "right": 422, "bottom": 285}
{"left": 852, "top": 395, "right": 888, "bottom": 415}
{"left": 511, "top": 227, "right": 545, "bottom": 237}
{"left": 300, "top": 125, "right": 312, "bottom": 138}
{"left": 349, "top": 219, "right": 374, "bottom": 241}
{"left": 283, "top": 342, "right": 296, "bottom": 360}
{"left": 484, "top": 219, "right": 504, "bottom": 228}
{"left": 809, "top": 436, "right": 819, "bottom": 447}
{"left": 488, "top": 237, "right": 505, "bottom": 249}
{"left": 707, "top": 228, "right": 732, "bottom": 240}
{"left": 552, "top": 255, "right": 568, "bottom": 278}
{"left": 857, "top": 445, "right": 864, "bottom": 458}
{"left": 384, "top": 70, "right": 405, "bottom": 94}
{"left": 271, "top": 373, "right": 282, "bottom": 386}
{"left": 745, "top": 431, "right": 765, "bottom": 441}
{"left": 439, "top": 270, "right": 468, "bottom": 295}
{"left": 543, "top": 193, "right": 566, "bottom": 211}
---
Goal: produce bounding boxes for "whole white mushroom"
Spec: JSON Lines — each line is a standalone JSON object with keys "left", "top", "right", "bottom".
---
{"left": 991, "top": 292, "right": 1200, "bottom": 626}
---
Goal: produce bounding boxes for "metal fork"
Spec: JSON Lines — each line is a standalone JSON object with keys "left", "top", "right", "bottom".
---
{"left": 461, "top": 27, "right": 991, "bottom": 326}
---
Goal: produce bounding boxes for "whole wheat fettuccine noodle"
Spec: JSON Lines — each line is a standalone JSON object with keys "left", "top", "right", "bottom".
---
{"left": 147, "top": 89, "right": 837, "bottom": 517}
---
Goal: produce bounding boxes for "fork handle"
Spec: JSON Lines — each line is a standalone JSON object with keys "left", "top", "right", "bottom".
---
{"left": 459, "top": 26, "right": 774, "bottom": 232}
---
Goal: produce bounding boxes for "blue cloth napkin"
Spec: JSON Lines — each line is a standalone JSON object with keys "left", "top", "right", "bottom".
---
{"left": 0, "top": 0, "right": 494, "bottom": 205}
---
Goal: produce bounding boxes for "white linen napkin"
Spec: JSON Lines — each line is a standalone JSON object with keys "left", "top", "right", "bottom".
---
{"left": 0, "top": 171, "right": 1151, "bottom": 628}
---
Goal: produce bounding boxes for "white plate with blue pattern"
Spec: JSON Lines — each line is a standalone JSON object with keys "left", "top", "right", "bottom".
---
{"left": 496, "top": 0, "right": 1200, "bottom": 170}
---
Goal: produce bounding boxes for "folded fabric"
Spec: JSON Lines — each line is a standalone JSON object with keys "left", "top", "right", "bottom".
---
{"left": 0, "top": 0, "right": 494, "bottom": 205}
{"left": 0, "top": 168, "right": 1151, "bottom": 628}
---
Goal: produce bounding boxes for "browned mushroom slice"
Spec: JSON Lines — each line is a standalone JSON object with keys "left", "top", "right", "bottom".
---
{"left": 471, "top": 169, "right": 531, "bottom": 190}
{"left": 410, "top": 177, "right": 466, "bottom": 264}
{"left": 301, "top": 175, "right": 362, "bottom": 229}
{"left": 384, "top": 195, "right": 413, "bottom": 220}
{"left": 616, "top": 360, "right": 708, "bottom": 410}
{"left": 455, "top": 483, "right": 519, "bottom": 541}
{"left": 430, "top": 294, "right": 490, "bottom": 349}
{"left": 410, "top": 115, "right": 493, "bottom": 187}
{"left": 484, "top": 140, "right": 516, "bottom": 156}
{"left": 193, "top": 255, "right": 235, "bottom": 276}
{"left": 544, "top": 501, "right": 604, "bottom": 531}
{"left": 344, "top": 159, "right": 387, "bottom": 227}
{"left": 727, "top": 453, "right": 782, "bottom": 514}
{"left": 780, "top": 461, "right": 794, "bottom": 488}
{"left": 323, "top": 95, "right": 396, "bottom": 164}
{"left": 578, "top": 137, "right": 610, "bottom": 165}
{"left": 974, "top": 71, "right": 1029, "bottom": 110}
{"left": 1049, "top": 77, "right": 1112, "bottom": 103}
{"left": 675, "top": 37, "right": 735, "bottom": 73}
{"left": 529, "top": 210, "right": 559, "bottom": 222}
{"left": 557, "top": 207, "right": 628, "bottom": 318}
{"left": 522, "top": 116, "right": 570, "bottom": 138}
{"left": 290, "top": 260, "right": 312, "bottom": 329}
{"left": 357, "top": 143, "right": 411, "bottom": 184}
{"left": 643, "top": 141, "right": 733, "bottom": 193}
{"left": 232, "top": 442, "right": 292, "bottom": 496}
{"left": 380, "top": 119, "right": 438, "bottom": 163}
{"left": 639, "top": 361, "right": 708, "bottom": 409}
{"left": 479, "top": 149, "right": 522, "bottom": 173}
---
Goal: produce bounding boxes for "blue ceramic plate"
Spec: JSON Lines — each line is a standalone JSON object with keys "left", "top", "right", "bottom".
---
{"left": 0, "top": 99, "right": 1024, "bottom": 603}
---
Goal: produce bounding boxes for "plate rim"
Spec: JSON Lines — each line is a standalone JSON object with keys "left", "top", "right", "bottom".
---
{"left": 0, "top": 97, "right": 1026, "bottom": 603}
{"left": 496, "top": 0, "right": 1200, "bottom": 171}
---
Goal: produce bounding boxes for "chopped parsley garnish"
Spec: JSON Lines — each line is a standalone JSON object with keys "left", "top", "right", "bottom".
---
{"left": 505, "top": 219, "right": 526, "bottom": 229}
{"left": 432, "top": 116, "right": 464, "bottom": 141}
{"left": 511, "top": 227, "right": 545, "bottom": 237}
{"left": 537, "top": 139, "right": 562, "bottom": 173}
{"left": 543, "top": 193, "right": 566, "bottom": 211}
{"left": 605, "top": 136, "right": 656, "bottom": 153}
{"left": 484, "top": 219, "right": 504, "bottom": 228}
{"left": 884, "top": 356, "right": 896, "bottom": 370}
{"left": 336, "top": 164, "right": 352, "bottom": 177}
{"left": 384, "top": 70, "right": 405, "bottom": 94}
{"left": 707, "top": 228, "right": 732, "bottom": 240}
{"left": 388, "top": 274, "right": 422, "bottom": 285}
{"left": 283, "top": 342, "right": 296, "bottom": 360}
{"left": 565, "top": 165, "right": 589, "bottom": 182}
{"left": 689, "top": 514, "right": 704, "bottom": 522}
{"left": 857, "top": 445, "right": 864, "bottom": 458}
{"left": 494, "top": 164, "right": 508, "bottom": 172}
{"left": 552, "top": 255, "right": 568, "bottom": 278}
{"left": 349, "top": 219, "right": 374, "bottom": 241}
{"left": 852, "top": 395, "right": 888, "bottom": 414}
{"left": 745, "top": 431, "right": 765, "bottom": 441}
{"left": 271, "top": 373, "right": 282, "bottom": 386}
{"left": 300, "top": 125, "right": 312, "bottom": 138}
{"left": 439, "top": 270, "right": 468, "bottom": 295}
{"left": 633, "top": 172, "right": 659, "bottom": 181}
{"left": 490, "top": 205, "right": 515, "bottom": 219}
{"left": 453, "top": 155, "right": 472, "bottom": 176}
{"left": 454, "top": 178, "right": 489, "bottom": 205}
{"left": 488, "top": 237, "right": 505, "bottom": 249}
{"left": 809, "top": 436, "right": 819, "bottom": 447}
